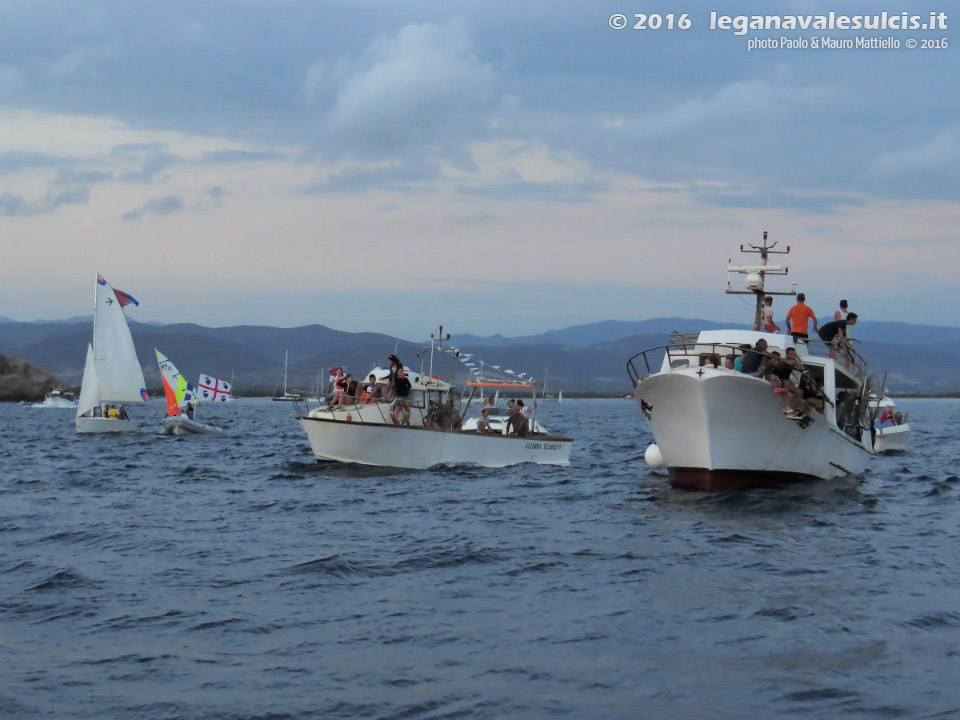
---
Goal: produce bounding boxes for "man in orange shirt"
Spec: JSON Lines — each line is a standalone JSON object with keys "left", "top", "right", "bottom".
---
{"left": 785, "top": 293, "right": 818, "bottom": 344}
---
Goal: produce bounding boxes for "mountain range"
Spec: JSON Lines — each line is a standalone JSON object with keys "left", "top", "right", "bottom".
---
{"left": 1, "top": 317, "right": 958, "bottom": 395}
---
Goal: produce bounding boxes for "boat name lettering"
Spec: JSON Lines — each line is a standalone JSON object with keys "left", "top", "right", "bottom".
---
{"left": 525, "top": 442, "right": 562, "bottom": 450}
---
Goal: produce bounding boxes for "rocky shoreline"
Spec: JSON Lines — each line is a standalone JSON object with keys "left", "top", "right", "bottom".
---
{"left": 0, "top": 354, "right": 62, "bottom": 402}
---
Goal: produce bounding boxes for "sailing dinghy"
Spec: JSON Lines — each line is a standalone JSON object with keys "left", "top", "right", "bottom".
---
{"left": 75, "top": 274, "right": 148, "bottom": 433}
{"left": 156, "top": 350, "right": 225, "bottom": 435}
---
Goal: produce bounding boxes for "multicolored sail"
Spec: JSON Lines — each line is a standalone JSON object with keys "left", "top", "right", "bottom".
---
{"left": 155, "top": 349, "right": 198, "bottom": 417}
{"left": 197, "top": 374, "right": 232, "bottom": 402}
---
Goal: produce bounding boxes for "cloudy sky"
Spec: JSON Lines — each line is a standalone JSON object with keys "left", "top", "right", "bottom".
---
{"left": 1, "top": 1, "right": 956, "bottom": 338}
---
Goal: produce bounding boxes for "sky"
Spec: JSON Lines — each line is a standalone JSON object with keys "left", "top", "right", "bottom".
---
{"left": 1, "top": 0, "right": 957, "bottom": 339}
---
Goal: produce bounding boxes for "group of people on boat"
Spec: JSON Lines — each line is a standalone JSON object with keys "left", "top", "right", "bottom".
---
{"left": 475, "top": 397, "right": 533, "bottom": 436}
{"left": 320, "top": 354, "right": 413, "bottom": 425}
{"left": 764, "top": 295, "right": 859, "bottom": 362}
{"left": 91, "top": 404, "right": 129, "bottom": 420}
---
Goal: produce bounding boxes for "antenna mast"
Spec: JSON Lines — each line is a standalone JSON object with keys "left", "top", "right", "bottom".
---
{"left": 725, "top": 230, "right": 794, "bottom": 331}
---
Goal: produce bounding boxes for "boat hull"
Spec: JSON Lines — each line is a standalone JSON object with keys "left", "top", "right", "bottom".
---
{"left": 636, "top": 368, "right": 873, "bottom": 491}
{"left": 297, "top": 416, "right": 572, "bottom": 469}
{"left": 163, "top": 416, "right": 223, "bottom": 435}
{"left": 874, "top": 423, "right": 911, "bottom": 453}
{"left": 76, "top": 416, "right": 138, "bottom": 434}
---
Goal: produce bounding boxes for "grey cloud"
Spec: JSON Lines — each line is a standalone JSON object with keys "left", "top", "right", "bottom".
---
{"left": 54, "top": 168, "right": 113, "bottom": 185}
{"left": 0, "top": 151, "right": 68, "bottom": 174}
{"left": 694, "top": 189, "right": 866, "bottom": 214}
{"left": 306, "top": 21, "right": 497, "bottom": 157}
{"left": 302, "top": 160, "right": 444, "bottom": 195}
{"left": 456, "top": 178, "right": 609, "bottom": 204}
{"left": 204, "top": 149, "right": 286, "bottom": 163}
{"left": 0, "top": 187, "right": 89, "bottom": 216}
{"left": 120, "top": 151, "right": 177, "bottom": 183}
{"left": 122, "top": 195, "right": 183, "bottom": 221}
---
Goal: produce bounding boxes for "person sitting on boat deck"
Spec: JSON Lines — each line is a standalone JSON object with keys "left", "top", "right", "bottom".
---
{"left": 106, "top": 404, "right": 118, "bottom": 419}
{"left": 723, "top": 355, "right": 735, "bottom": 370}
{"left": 184, "top": 402, "right": 195, "bottom": 420}
{"left": 818, "top": 313, "right": 858, "bottom": 360}
{"left": 505, "top": 403, "right": 529, "bottom": 437}
{"left": 739, "top": 338, "right": 769, "bottom": 376}
{"left": 733, "top": 344, "right": 751, "bottom": 372}
{"left": 344, "top": 374, "right": 359, "bottom": 403}
{"left": 360, "top": 373, "right": 381, "bottom": 405}
{"left": 118, "top": 406, "right": 129, "bottom": 420}
{"left": 877, "top": 407, "right": 898, "bottom": 427}
{"left": 763, "top": 296, "right": 781, "bottom": 334}
{"left": 483, "top": 396, "right": 496, "bottom": 409}
{"left": 476, "top": 407, "right": 495, "bottom": 434}
{"left": 786, "top": 293, "right": 818, "bottom": 344}
{"left": 390, "top": 367, "right": 412, "bottom": 425}
{"left": 765, "top": 347, "right": 805, "bottom": 417}
{"left": 798, "top": 374, "right": 827, "bottom": 414}
{"left": 321, "top": 366, "right": 341, "bottom": 404}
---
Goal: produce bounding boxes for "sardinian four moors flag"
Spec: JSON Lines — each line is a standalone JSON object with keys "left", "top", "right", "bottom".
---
{"left": 197, "top": 374, "right": 232, "bottom": 402}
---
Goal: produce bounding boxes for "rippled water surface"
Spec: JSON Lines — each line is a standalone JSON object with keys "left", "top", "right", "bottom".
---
{"left": 1, "top": 398, "right": 958, "bottom": 719}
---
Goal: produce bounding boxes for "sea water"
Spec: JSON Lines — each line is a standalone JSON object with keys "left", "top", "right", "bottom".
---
{"left": 1, "top": 398, "right": 957, "bottom": 719}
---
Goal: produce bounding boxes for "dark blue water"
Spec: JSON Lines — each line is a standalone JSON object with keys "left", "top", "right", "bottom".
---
{"left": 1, "top": 398, "right": 957, "bottom": 719}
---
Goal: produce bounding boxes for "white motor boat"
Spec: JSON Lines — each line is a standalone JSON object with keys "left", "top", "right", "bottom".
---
{"left": 626, "top": 231, "right": 877, "bottom": 491}
{"left": 296, "top": 331, "right": 573, "bottom": 469}
{"left": 75, "top": 274, "right": 148, "bottom": 433}
{"left": 41, "top": 390, "right": 77, "bottom": 408}
{"left": 870, "top": 395, "right": 911, "bottom": 453}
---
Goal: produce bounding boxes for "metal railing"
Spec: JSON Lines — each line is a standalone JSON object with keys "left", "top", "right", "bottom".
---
{"left": 626, "top": 338, "right": 868, "bottom": 388}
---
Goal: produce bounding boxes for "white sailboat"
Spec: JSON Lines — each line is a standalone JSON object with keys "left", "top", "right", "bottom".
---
{"left": 75, "top": 274, "right": 148, "bottom": 433}
{"left": 273, "top": 350, "right": 300, "bottom": 401}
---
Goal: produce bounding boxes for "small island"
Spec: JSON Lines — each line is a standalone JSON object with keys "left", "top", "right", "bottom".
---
{"left": 0, "top": 353, "right": 61, "bottom": 402}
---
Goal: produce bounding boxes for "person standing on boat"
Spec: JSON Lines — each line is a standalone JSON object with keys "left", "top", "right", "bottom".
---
{"left": 818, "top": 313, "right": 858, "bottom": 361}
{"left": 785, "top": 293, "right": 818, "bottom": 344}
{"left": 390, "top": 367, "right": 412, "bottom": 425}
{"left": 762, "top": 296, "right": 780, "bottom": 334}
{"left": 834, "top": 299, "right": 855, "bottom": 339}
{"left": 386, "top": 354, "right": 403, "bottom": 399}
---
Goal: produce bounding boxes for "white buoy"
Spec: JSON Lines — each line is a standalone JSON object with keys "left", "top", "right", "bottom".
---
{"left": 644, "top": 444, "right": 665, "bottom": 468}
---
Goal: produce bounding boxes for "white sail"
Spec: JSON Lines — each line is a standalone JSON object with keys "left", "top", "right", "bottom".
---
{"left": 76, "top": 343, "right": 99, "bottom": 417}
{"left": 92, "top": 276, "right": 146, "bottom": 403}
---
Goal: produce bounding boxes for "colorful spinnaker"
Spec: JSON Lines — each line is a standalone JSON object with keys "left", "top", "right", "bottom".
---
{"left": 197, "top": 374, "right": 232, "bottom": 402}
{"left": 155, "top": 349, "right": 198, "bottom": 417}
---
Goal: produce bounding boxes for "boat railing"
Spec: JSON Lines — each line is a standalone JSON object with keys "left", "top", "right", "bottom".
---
{"left": 798, "top": 338, "right": 868, "bottom": 381}
{"left": 627, "top": 342, "right": 751, "bottom": 387}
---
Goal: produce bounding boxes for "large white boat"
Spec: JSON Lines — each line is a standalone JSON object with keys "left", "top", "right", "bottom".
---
{"left": 75, "top": 274, "right": 148, "bottom": 433}
{"left": 296, "top": 330, "right": 573, "bottom": 469}
{"left": 870, "top": 395, "right": 911, "bottom": 453}
{"left": 626, "top": 232, "right": 877, "bottom": 491}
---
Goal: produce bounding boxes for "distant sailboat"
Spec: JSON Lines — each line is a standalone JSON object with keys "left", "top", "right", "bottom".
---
{"left": 558, "top": 390, "right": 563, "bottom": 404}
{"left": 273, "top": 350, "right": 300, "bottom": 401}
{"left": 76, "top": 274, "right": 148, "bottom": 433}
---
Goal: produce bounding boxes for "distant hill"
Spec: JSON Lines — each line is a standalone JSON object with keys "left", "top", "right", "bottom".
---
{"left": 2, "top": 317, "right": 959, "bottom": 394}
